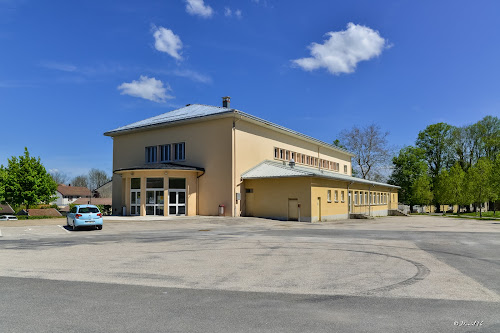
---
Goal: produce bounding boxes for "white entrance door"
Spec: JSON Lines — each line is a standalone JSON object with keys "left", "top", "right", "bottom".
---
{"left": 145, "top": 190, "right": 165, "bottom": 215}
{"left": 168, "top": 190, "right": 186, "bottom": 216}
{"left": 130, "top": 190, "right": 141, "bottom": 215}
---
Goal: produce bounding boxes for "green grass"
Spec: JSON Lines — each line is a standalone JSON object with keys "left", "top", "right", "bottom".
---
{"left": 453, "top": 211, "right": 498, "bottom": 218}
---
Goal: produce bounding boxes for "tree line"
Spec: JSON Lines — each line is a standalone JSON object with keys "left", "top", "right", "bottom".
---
{"left": 50, "top": 168, "right": 110, "bottom": 190}
{"left": 388, "top": 116, "right": 500, "bottom": 216}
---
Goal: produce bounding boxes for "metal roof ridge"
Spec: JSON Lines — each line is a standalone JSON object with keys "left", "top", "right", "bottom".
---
{"left": 233, "top": 110, "right": 354, "bottom": 156}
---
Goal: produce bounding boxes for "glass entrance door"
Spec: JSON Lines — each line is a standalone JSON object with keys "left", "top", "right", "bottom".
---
{"left": 130, "top": 190, "right": 141, "bottom": 215}
{"left": 168, "top": 190, "right": 186, "bottom": 216}
{"left": 146, "top": 190, "right": 164, "bottom": 215}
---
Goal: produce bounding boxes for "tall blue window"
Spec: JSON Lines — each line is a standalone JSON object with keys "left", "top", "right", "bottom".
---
{"left": 174, "top": 142, "right": 185, "bottom": 161}
{"left": 145, "top": 146, "right": 157, "bottom": 163}
{"left": 160, "top": 144, "right": 171, "bottom": 162}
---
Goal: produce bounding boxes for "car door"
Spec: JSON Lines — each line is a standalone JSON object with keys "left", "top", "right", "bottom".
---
{"left": 68, "top": 206, "right": 77, "bottom": 225}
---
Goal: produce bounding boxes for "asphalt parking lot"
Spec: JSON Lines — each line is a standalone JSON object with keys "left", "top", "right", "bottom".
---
{"left": 0, "top": 215, "right": 499, "bottom": 332}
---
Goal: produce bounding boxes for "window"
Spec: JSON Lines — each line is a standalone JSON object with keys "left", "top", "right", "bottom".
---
{"left": 377, "top": 193, "right": 380, "bottom": 204}
{"left": 344, "top": 165, "right": 348, "bottom": 174}
{"left": 334, "top": 190, "right": 338, "bottom": 202}
{"left": 169, "top": 178, "right": 186, "bottom": 189}
{"left": 327, "top": 190, "right": 331, "bottom": 202}
{"left": 296, "top": 153, "right": 301, "bottom": 163}
{"left": 245, "top": 188, "right": 254, "bottom": 193}
{"left": 145, "top": 146, "right": 157, "bottom": 163}
{"left": 131, "top": 178, "right": 141, "bottom": 189}
{"left": 173, "top": 142, "right": 185, "bottom": 161}
{"left": 306, "top": 156, "right": 310, "bottom": 165}
{"left": 291, "top": 152, "right": 295, "bottom": 161}
{"left": 160, "top": 144, "right": 171, "bottom": 162}
{"left": 354, "top": 191, "right": 358, "bottom": 205}
{"left": 274, "top": 147, "right": 279, "bottom": 159}
{"left": 336, "top": 162, "right": 340, "bottom": 172}
{"left": 360, "top": 191, "right": 364, "bottom": 205}
{"left": 285, "top": 150, "right": 290, "bottom": 161}
{"left": 301, "top": 154, "right": 305, "bottom": 164}
{"left": 370, "top": 193, "right": 372, "bottom": 204}
{"left": 280, "top": 149, "right": 284, "bottom": 160}
{"left": 341, "top": 191, "right": 345, "bottom": 202}
{"left": 365, "top": 192, "right": 368, "bottom": 205}
{"left": 146, "top": 178, "right": 164, "bottom": 189}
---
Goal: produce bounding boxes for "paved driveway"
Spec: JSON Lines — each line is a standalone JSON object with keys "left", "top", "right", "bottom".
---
{"left": 0, "top": 215, "right": 499, "bottom": 332}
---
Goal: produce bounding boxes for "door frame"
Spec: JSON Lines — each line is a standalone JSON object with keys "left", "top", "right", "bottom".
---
{"left": 168, "top": 189, "right": 186, "bottom": 216}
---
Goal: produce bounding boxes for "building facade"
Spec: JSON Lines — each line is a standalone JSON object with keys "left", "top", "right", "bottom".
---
{"left": 104, "top": 98, "right": 398, "bottom": 221}
{"left": 53, "top": 184, "right": 92, "bottom": 207}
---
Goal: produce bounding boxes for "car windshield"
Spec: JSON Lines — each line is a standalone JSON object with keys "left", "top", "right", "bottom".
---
{"left": 78, "top": 207, "right": 100, "bottom": 214}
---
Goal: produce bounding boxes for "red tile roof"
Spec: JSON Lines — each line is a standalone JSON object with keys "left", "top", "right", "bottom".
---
{"left": 57, "top": 184, "right": 91, "bottom": 197}
{"left": 73, "top": 198, "right": 112, "bottom": 206}
{"left": 0, "top": 204, "right": 15, "bottom": 214}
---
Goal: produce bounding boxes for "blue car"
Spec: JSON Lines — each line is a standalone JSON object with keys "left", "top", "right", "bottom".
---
{"left": 67, "top": 205, "right": 103, "bottom": 230}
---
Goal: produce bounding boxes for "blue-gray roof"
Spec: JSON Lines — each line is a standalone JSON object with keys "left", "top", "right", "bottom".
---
{"left": 242, "top": 160, "right": 399, "bottom": 188}
{"left": 104, "top": 104, "right": 232, "bottom": 135}
{"left": 104, "top": 103, "right": 353, "bottom": 156}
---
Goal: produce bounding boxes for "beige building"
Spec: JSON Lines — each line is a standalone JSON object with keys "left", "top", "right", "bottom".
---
{"left": 104, "top": 97, "right": 398, "bottom": 221}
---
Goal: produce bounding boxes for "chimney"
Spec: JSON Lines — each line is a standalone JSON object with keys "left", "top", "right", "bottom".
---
{"left": 222, "top": 96, "right": 231, "bottom": 108}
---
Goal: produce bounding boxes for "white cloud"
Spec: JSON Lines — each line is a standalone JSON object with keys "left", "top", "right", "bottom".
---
{"left": 41, "top": 61, "right": 78, "bottom": 72}
{"left": 153, "top": 26, "right": 183, "bottom": 60}
{"left": 172, "top": 69, "right": 212, "bottom": 84}
{"left": 117, "top": 76, "right": 173, "bottom": 103}
{"left": 292, "top": 23, "right": 388, "bottom": 75}
{"left": 224, "top": 7, "right": 242, "bottom": 18}
{"left": 185, "top": 0, "right": 213, "bottom": 18}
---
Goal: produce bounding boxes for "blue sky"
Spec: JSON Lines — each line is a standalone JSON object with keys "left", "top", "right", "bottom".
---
{"left": 1, "top": 0, "right": 499, "bottom": 179}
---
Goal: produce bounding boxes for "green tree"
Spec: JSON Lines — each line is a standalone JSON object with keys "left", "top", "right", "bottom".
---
{"left": 4, "top": 148, "right": 57, "bottom": 211}
{"left": 388, "top": 146, "right": 427, "bottom": 212}
{"left": 447, "top": 163, "right": 469, "bottom": 213}
{"left": 490, "top": 154, "right": 500, "bottom": 215}
{"left": 416, "top": 122, "right": 454, "bottom": 210}
{"left": 466, "top": 158, "right": 493, "bottom": 218}
{"left": 411, "top": 174, "right": 433, "bottom": 212}
{"left": 476, "top": 116, "right": 500, "bottom": 161}
{"left": 434, "top": 169, "right": 451, "bottom": 212}
{"left": 0, "top": 166, "right": 6, "bottom": 204}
